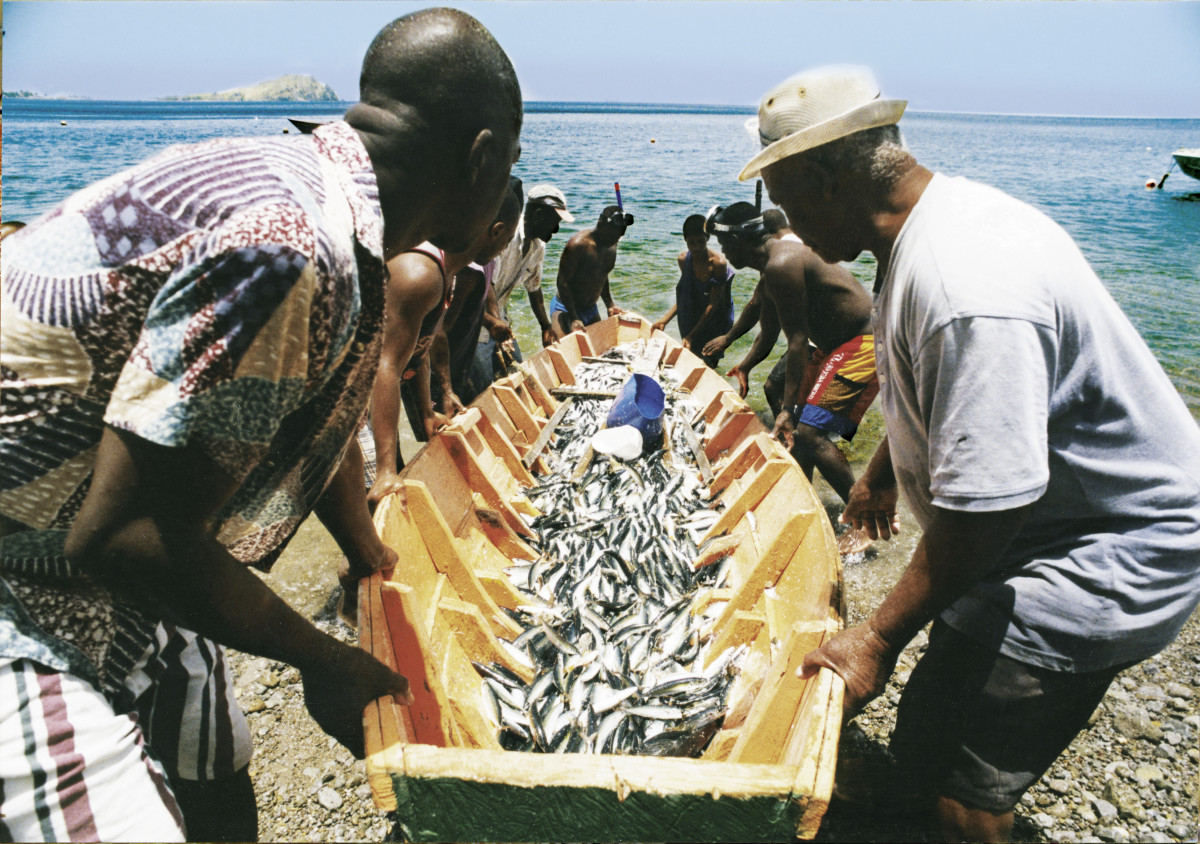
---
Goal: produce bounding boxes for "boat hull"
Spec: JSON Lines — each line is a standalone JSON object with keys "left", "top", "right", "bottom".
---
{"left": 360, "top": 314, "right": 844, "bottom": 842}
{"left": 1173, "top": 149, "right": 1200, "bottom": 181}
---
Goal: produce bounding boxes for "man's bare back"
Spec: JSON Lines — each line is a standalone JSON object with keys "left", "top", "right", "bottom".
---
{"left": 711, "top": 203, "right": 880, "bottom": 532}
{"left": 761, "top": 237, "right": 872, "bottom": 352}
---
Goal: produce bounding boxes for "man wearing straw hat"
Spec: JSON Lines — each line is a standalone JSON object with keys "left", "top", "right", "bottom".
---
{"left": 742, "top": 66, "right": 1200, "bottom": 841}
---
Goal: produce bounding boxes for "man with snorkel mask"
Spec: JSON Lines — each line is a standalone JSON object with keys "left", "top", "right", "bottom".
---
{"left": 549, "top": 204, "right": 634, "bottom": 338}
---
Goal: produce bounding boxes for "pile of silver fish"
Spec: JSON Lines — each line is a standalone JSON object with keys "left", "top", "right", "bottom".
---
{"left": 476, "top": 339, "right": 742, "bottom": 756}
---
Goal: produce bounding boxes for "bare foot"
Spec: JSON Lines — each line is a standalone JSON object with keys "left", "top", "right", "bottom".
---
{"left": 837, "top": 527, "right": 873, "bottom": 556}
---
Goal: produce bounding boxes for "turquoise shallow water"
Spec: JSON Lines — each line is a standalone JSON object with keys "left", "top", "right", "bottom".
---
{"left": 4, "top": 101, "right": 1199, "bottom": 418}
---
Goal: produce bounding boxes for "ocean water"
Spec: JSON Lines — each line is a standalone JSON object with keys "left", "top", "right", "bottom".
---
{"left": 4, "top": 100, "right": 1199, "bottom": 418}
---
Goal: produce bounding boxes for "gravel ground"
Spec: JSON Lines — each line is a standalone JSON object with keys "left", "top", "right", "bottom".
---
{"left": 816, "top": 548, "right": 1200, "bottom": 844}
{"left": 225, "top": 412, "right": 1199, "bottom": 843}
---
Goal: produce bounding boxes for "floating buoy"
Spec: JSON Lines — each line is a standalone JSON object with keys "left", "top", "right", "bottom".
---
{"left": 650, "top": 138, "right": 656, "bottom": 143}
{"left": 1145, "top": 179, "right": 1157, "bottom": 189}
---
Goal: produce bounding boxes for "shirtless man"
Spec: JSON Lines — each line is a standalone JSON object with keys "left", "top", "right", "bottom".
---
{"left": 701, "top": 208, "right": 790, "bottom": 367}
{"left": 709, "top": 202, "right": 879, "bottom": 551}
{"left": 363, "top": 243, "right": 474, "bottom": 508}
{"left": 549, "top": 204, "right": 634, "bottom": 337}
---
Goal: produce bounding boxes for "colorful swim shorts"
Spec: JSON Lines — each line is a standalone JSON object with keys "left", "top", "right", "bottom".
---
{"left": 794, "top": 334, "right": 879, "bottom": 440}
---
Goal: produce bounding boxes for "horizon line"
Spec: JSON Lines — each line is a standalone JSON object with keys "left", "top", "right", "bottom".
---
{"left": 3, "top": 97, "right": 1197, "bottom": 122}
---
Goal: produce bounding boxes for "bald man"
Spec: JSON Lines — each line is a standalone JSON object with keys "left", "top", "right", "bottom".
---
{"left": 0, "top": 9, "right": 520, "bottom": 841}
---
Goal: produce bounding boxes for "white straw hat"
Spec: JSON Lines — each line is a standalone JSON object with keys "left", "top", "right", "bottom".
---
{"left": 738, "top": 65, "right": 906, "bottom": 181}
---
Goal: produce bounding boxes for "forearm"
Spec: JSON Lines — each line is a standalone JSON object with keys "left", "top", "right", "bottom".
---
{"left": 556, "top": 285, "right": 579, "bottom": 324}
{"left": 430, "top": 332, "right": 454, "bottom": 396}
{"left": 482, "top": 312, "right": 506, "bottom": 334}
{"left": 727, "top": 294, "right": 762, "bottom": 344}
{"left": 528, "top": 288, "right": 551, "bottom": 332}
{"left": 861, "top": 436, "right": 896, "bottom": 488}
{"left": 737, "top": 325, "right": 777, "bottom": 373}
{"left": 686, "top": 305, "right": 718, "bottom": 342}
{"left": 370, "top": 365, "right": 402, "bottom": 477}
{"left": 779, "top": 339, "right": 811, "bottom": 410}
{"left": 482, "top": 286, "right": 504, "bottom": 334}
{"left": 412, "top": 357, "right": 436, "bottom": 423}
{"left": 481, "top": 303, "right": 504, "bottom": 333}
{"left": 77, "top": 496, "right": 349, "bottom": 673}
{"left": 314, "top": 445, "right": 388, "bottom": 571}
{"left": 600, "top": 281, "right": 615, "bottom": 311}
{"left": 868, "top": 505, "right": 1031, "bottom": 650}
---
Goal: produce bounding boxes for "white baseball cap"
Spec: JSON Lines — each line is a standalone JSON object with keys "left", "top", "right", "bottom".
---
{"left": 526, "top": 184, "right": 575, "bottom": 222}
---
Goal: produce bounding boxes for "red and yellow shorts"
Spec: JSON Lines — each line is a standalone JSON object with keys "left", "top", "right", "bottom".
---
{"left": 796, "top": 334, "right": 879, "bottom": 440}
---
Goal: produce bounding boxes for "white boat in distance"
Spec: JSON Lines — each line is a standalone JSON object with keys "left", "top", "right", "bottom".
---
{"left": 1172, "top": 149, "right": 1200, "bottom": 181}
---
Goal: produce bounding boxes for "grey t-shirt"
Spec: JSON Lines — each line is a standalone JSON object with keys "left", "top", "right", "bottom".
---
{"left": 876, "top": 173, "right": 1200, "bottom": 672}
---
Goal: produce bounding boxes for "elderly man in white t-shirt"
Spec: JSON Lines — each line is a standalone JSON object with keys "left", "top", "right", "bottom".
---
{"left": 742, "top": 66, "right": 1200, "bottom": 842}
{"left": 468, "top": 183, "right": 574, "bottom": 394}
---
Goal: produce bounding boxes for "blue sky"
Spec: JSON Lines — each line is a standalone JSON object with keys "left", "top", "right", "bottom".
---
{"left": 4, "top": 1, "right": 1200, "bottom": 117}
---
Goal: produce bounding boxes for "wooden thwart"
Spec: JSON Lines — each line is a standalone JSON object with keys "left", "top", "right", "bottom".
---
{"left": 403, "top": 482, "right": 523, "bottom": 640}
{"left": 551, "top": 385, "right": 619, "bottom": 399}
{"left": 681, "top": 416, "right": 714, "bottom": 484}
{"left": 522, "top": 396, "right": 574, "bottom": 468}
{"left": 728, "top": 622, "right": 832, "bottom": 765}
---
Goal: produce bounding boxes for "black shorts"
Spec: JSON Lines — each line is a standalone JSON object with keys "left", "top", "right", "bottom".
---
{"left": 890, "top": 620, "right": 1127, "bottom": 814}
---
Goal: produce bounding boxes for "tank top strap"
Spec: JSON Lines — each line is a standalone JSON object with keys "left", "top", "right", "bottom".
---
{"left": 408, "top": 242, "right": 451, "bottom": 309}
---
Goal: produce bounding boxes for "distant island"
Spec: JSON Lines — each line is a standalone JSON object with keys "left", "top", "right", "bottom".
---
{"left": 3, "top": 74, "right": 340, "bottom": 103}
{"left": 163, "top": 74, "right": 339, "bottom": 102}
{"left": 3, "top": 89, "right": 88, "bottom": 100}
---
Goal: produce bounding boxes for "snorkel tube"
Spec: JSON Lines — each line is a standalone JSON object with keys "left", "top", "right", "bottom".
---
{"left": 606, "top": 183, "right": 634, "bottom": 229}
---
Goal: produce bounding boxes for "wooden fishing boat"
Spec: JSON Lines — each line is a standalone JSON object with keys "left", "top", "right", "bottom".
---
{"left": 359, "top": 313, "right": 845, "bottom": 842}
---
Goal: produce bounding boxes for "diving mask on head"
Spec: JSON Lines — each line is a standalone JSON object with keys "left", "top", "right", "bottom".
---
{"left": 601, "top": 208, "right": 635, "bottom": 229}
{"left": 705, "top": 204, "right": 765, "bottom": 238}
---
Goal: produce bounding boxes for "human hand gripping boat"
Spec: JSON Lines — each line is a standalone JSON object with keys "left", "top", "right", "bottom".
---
{"left": 358, "top": 312, "right": 845, "bottom": 842}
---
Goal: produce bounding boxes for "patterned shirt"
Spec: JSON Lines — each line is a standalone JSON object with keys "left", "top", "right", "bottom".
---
{"left": 1, "top": 121, "right": 387, "bottom": 666}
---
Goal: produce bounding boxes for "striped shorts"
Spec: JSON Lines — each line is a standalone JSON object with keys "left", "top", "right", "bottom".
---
{"left": 123, "top": 622, "right": 254, "bottom": 783}
{"left": 4, "top": 571, "right": 254, "bottom": 785}
{"left": 0, "top": 657, "right": 187, "bottom": 842}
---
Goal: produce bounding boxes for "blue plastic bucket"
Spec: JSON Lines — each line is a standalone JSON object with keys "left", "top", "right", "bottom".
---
{"left": 605, "top": 373, "right": 665, "bottom": 447}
